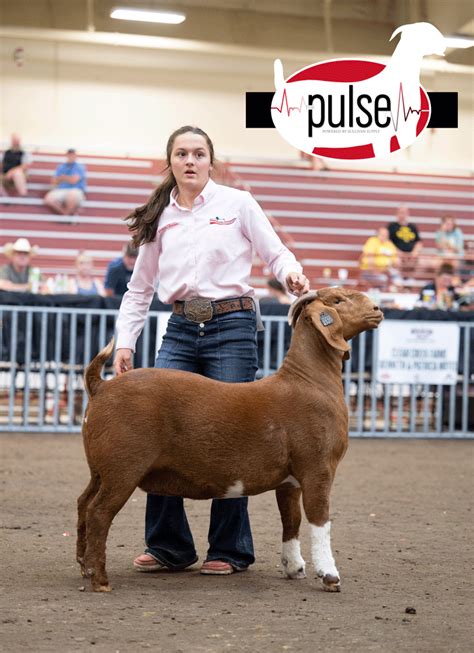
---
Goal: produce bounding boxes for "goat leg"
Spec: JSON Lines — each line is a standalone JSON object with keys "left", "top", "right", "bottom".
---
{"left": 301, "top": 477, "right": 341, "bottom": 592}
{"left": 276, "top": 484, "right": 306, "bottom": 579}
{"left": 84, "top": 484, "right": 134, "bottom": 592}
{"left": 76, "top": 473, "right": 101, "bottom": 577}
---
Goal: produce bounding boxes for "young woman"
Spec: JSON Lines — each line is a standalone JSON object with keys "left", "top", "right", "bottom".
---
{"left": 67, "top": 252, "right": 104, "bottom": 296}
{"left": 114, "top": 125, "right": 309, "bottom": 576}
{"left": 435, "top": 215, "right": 464, "bottom": 260}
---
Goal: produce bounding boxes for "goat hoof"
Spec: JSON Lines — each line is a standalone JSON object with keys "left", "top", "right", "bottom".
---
{"left": 282, "top": 557, "right": 306, "bottom": 580}
{"left": 322, "top": 574, "right": 341, "bottom": 592}
{"left": 93, "top": 584, "right": 112, "bottom": 593}
{"left": 288, "top": 566, "right": 306, "bottom": 580}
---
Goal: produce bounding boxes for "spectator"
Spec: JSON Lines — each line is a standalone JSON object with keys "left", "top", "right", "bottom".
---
{"left": 103, "top": 243, "right": 129, "bottom": 289}
{"left": 435, "top": 215, "right": 464, "bottom": 259}
{"left": 1, "top": 133, "right": 31, "bottom": 196}
{"left": 44, "top": 148, "right": 87, "bottom": 216}
{"left": 261, "top": 278, "right": 292, "bottom": 305}
{"left": 359, "top": 226, "right": 401, "bottom": 288}
{"left": 104, "top": 242, "right": 138, "bottom": 297}
{"left": 0, "top": 238, "right": 39, "bottom": 292}
{"left": 387, "top": 205, "right": 423, "bottom": 259}
{"left": 67, "top": 252, "right": 104, "bottom": 296}
{"left": 420, "top": 262, "right": 460, "bottom": 309}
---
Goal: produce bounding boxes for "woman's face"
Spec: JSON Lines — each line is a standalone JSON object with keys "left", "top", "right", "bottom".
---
{"left": 442, "top": 218, "right": 454, "bottom": 231}
{"left": 76, "top": 258, "right": 92, "bottom": 275}
{"left": 170, "top": 133, "right": 211, "bottom": 193}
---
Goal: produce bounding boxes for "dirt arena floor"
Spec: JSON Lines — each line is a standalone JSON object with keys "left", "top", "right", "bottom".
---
{"left": 1, "top": 435, "right": 472, "bottom": 653}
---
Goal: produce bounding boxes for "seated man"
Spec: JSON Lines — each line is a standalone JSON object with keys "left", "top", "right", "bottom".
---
{"left": 387, "top": 205, "right": 423, "bottom": 274}
{"left": 0, "top": 238, "right": 39, "bottom": 292}
{"left": 44, "top": 149, "right": 87, "bottom": 216}
{"left": 360, "top": 227, "right": 401, "bottom": 288}
{"left": 420, "top": 262, "right": 460, "bottom": 309}
{"left": 1, "top": 133, "right": 31, "bottom": 196}
{"left": 104, "top": 243, "right": 138, "bottom": 297}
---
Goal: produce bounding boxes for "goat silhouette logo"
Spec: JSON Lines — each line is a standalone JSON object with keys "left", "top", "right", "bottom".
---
{"left": 271, "top": 22, "right": 446, "bottom": 160}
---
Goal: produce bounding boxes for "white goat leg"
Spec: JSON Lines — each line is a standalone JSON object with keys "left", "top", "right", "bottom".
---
{"left": 309, "top": 522, "right": 341, "bottom": 592}
{"left": 281, "top": 538, "right": 306, "bottom": 579}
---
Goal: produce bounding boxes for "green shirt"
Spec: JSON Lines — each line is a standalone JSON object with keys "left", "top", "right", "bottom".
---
{"left": 0, "top": 264, "right": 30, "bottom": 284}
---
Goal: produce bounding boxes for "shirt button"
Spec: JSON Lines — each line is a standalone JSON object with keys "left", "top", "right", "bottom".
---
{"left": 199, "top": 322, "right": 205, "bottom": 328}
{"left": 199, "top": 331, "right": 205, "bottom": 337}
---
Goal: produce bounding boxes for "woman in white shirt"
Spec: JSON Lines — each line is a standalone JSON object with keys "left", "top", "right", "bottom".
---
{"left": 114, "top": 125, "right": 309, "bottom": 576}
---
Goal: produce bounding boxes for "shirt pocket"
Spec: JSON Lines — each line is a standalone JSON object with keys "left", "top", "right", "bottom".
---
{"left": 205, "top": 218, "right": 240, "bottom": 263}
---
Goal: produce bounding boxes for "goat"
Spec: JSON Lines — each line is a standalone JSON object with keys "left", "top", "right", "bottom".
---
{"left": 77, "top": 287, "right": 383, "bottom": 592}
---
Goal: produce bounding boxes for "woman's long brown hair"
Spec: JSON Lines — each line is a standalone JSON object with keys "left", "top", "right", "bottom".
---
{"left": 125, "top": 125, "right": 215, "bottom": 248}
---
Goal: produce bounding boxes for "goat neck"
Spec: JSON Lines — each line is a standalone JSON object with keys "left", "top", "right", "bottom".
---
{"left": 279, "top": 316, "right": 344, "bottom": 385}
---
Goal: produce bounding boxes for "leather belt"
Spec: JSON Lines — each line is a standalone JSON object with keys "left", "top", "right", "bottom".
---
{"left": 173, "top": 297, "right": 254, "bottom": 323}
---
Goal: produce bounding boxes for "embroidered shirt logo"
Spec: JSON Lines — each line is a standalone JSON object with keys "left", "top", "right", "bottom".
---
{"left": 209, "top": 216, "right": 237, "bottom": 225}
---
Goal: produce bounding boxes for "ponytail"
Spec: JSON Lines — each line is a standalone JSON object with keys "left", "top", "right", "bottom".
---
{"left": 124, "top": 172, "right": 176, "bottom": 248}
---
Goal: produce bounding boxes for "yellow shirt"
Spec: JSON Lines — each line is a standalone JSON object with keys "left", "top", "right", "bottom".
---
{"left": 360, "top": 236, "right": 398, "bottom": 271}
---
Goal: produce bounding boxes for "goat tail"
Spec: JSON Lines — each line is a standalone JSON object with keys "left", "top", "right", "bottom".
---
{"left": 84, "top": 338, "right": 115, "bottom": 398}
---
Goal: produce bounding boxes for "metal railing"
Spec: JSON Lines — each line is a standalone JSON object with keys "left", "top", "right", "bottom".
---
{"left": 0, "top": 305, "right": 472, "bottom": 437}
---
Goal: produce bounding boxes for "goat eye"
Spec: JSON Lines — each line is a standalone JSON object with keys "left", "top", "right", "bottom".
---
{"left": 334, "top": 299, "right": 341, "bottom": 304}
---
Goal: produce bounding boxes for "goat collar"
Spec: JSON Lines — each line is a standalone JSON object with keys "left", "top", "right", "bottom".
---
{"left": 288, "top": 291, "right": 319, "bottom": 327}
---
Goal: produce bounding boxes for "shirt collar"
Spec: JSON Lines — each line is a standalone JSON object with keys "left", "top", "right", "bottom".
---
{"left": 170, "top": 178, "right": 217, "bottom": 209}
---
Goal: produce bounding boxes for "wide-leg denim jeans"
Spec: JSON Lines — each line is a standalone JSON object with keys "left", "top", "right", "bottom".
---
{"left": 144, "top": 309, "right": 258, "bottom": 570}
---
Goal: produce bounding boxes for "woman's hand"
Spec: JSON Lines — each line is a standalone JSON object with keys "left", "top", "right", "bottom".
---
{"left": 286, "top": 271, "right": 310, "bottom": 296}
{"left": 114, "top": 348, "right": 133, "bottom": 376}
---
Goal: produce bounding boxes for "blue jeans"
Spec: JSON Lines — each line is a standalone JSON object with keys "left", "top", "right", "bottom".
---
{"left": 144, "top": 308, "right": 258, "bottom": 570}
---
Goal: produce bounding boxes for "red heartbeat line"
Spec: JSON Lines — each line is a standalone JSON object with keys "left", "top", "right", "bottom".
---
{"left": 271, "top": 88, "right": 308, "bottom": 115}
{"left": 271, "top": 82, "right": 429, "bottom": 132}
{"left": 391, "top": 83, "right": 429, "bottom": 131}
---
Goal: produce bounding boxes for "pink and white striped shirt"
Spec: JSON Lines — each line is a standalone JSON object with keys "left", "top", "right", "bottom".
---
{"left": 116, "top": 179, "right": 302, "bottom": 351}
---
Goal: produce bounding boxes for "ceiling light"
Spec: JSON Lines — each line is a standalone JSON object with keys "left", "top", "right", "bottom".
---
{"left": 111, "top": 8, "right": 186, "bottom": 25}
{"left": 444, "top": 35, "right": 474, "bottom": 49}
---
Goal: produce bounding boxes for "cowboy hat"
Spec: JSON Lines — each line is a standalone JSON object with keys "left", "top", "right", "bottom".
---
{"left": 3, "top": 238, "right": 38, "bottom": 257}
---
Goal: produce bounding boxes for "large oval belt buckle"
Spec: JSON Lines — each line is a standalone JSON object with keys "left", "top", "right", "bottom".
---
{"left": 183, "top": 298, "right": 213, "bottom": 323}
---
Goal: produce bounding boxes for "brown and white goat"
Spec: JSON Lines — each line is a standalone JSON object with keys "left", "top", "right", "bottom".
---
{"left": 77, "top": 288, "right": 383, "bottom": 592}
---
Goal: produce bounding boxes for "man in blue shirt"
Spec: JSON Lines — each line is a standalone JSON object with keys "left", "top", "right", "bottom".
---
{"left": 43, "top": 148, "right": 87, "bottom": 216}
{"left": 104, "top": 242, "right": 138, "bottom": 297}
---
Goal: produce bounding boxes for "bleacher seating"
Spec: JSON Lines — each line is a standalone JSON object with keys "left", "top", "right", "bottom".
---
{"left": 1, "top": 152, "right": 160, "bottom": 276}
{"left": 229, "top": 163, "right": 474, "bottom": 289}
{"left": 1, "top": 152, "right": 473, "bottom": 292}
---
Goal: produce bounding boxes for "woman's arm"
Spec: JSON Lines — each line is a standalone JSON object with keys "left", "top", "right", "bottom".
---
{"left": 115, "top": 241, "right": 160, "bottom": 352}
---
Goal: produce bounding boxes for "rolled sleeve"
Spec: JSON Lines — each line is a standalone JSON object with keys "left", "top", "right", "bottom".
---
{"left": 240, "top": 192, "right": 302, "bottom": 288}
{"left": 115, "top": 241, "right": 159, "bottom": 351}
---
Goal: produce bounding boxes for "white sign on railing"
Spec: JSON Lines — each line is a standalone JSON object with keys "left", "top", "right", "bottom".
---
{"left": 376, "top": 320, "right": 460, "bottom": 385}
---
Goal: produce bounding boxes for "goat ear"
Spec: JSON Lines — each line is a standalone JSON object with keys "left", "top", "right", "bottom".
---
{"left": 306, "top": 301, "right": 351, "bottom": 356}
{"left": 288, "top": 291, "right": 319, "bottom": 328}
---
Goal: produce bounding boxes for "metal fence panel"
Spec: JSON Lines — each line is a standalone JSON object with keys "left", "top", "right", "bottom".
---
{"left": 0, "top": 305, "right": 472, "bottom": 437}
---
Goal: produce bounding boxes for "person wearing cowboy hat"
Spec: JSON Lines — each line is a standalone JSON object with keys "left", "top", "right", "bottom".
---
{"left": 0, "top": 238, "right": 40, "bottom": 292}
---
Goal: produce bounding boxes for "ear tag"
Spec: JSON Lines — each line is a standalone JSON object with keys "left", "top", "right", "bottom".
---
{"left": 320, "top": 312, "right": 334, "bottom": 327}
